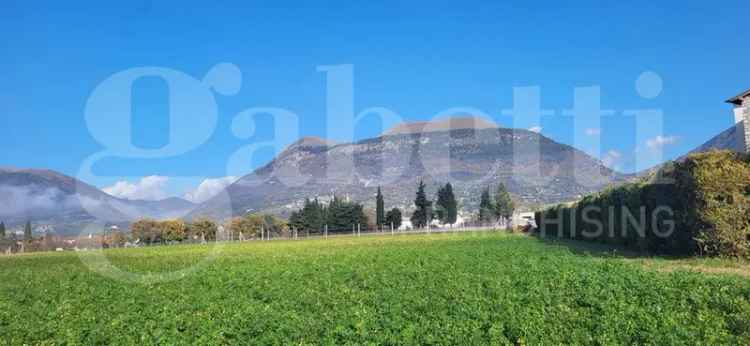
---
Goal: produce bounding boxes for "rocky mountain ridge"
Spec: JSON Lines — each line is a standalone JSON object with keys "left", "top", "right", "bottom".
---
{"left": 188, "top": 124, "right": 627, "bottom": 220}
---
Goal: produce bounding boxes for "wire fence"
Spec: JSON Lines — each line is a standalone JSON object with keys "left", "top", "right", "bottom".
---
{"left": 219, "top": 224, "right": 507, "bottom": 243}
{"left": 1, "top": 224, "right": 511, "bottom": 255}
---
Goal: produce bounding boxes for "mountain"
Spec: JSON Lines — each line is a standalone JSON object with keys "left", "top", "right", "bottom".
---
{"left": 0, "top": 168, "right": 195, "bottom": 235}
{"left": 189, "top": 118, "right": 627, "bottom": 220}
{"left": 687, "top": 122, "right": 741, "bottom": 154}
{"left": 634, "top": 121, "right": 742, "bottom": 180}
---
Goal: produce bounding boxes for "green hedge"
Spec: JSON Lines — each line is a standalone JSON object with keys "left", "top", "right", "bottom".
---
{"left": 535, "top": 151, "right": 750, "bottom": 258}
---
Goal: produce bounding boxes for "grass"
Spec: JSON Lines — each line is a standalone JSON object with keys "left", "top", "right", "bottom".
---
{"left": 1, "top": 231, "right": 749, "bottom": 345}
{"left": 538, "top": 236, "right": 750, "bottom": 278}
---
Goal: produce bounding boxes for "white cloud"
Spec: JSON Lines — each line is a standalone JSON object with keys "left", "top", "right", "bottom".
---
{"left": 0, "top": 185, "right": 105, "bottom": 218}
{"left": 183, "top": 176, "right": 238, "bottom": 203}
{"left": 585, "top": 128, "right": 601, "bottom": 136}
{"left": 103, "top": 176, "right": 170, "bottom": 201}
{"left": 646, "top": 135, "right": 679, "bottom": 150}
{"left": 601, "top": 150, "right": 622, "bottom": 168}
{"left": 528, "top": 126, "right": 542, "bottom": 133}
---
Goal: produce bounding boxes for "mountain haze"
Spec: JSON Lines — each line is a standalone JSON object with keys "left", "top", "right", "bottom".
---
{"left": 0, "top": 168, "right": 195, "bottom": 235}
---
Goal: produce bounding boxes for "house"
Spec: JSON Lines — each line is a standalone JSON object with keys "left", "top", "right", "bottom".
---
{"left": 512, "top": 211, "right": 536, "bottom": 228}
{"left": 726, "top": 89, "right": 750, "bottom": 153}
{"left": 399, "top": 218, "right": 412, "bottom": 230}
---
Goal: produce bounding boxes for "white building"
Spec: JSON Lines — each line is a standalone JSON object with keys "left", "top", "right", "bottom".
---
{"left": 513, "top": 211, "right": 536, "bottom": 228}
{"left": 726, "top": 89, "right": 750, "bottom": 153}
{"left": 399, "top": 212, "right": 470, "bottom": 230}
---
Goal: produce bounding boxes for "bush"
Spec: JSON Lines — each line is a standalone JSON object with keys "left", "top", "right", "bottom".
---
{"left": 535, "top": 150, "right": 750, "bottom": 258}
{"left": 677, "top": 151, "right": 750, "bottom": 257}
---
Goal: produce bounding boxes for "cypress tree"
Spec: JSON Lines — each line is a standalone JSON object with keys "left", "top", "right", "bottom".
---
{"left": 439, "top": 183, "right": 458, "bottom": 225}
{"left": 0, "top": 221, "right": 5, "bottom": 238}
{"left": 435, "top": 186, "right": 445, "bottom": 222}
{"left": 24, "top": 221, "right": 32, "bottom": 242}
{"left": 410, "top": 180, "right": 432, "bottom": 229}
{"left": 479, "top": 188, "right": 494, "bottom": 224}
{"left": 376, "top": 187, "right": 385, "bottom": 229}
{"left": 435, "top": 183, "right": 458, "bottom": 225}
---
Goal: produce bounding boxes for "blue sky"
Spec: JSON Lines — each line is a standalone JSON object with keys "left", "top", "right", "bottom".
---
{"left": 1, "top": 1, "right": 748, "bottom": 200}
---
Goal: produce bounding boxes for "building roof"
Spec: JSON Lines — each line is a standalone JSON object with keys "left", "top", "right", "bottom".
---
{"left": 726, "top": 89, "right": 750, "bottom": 105}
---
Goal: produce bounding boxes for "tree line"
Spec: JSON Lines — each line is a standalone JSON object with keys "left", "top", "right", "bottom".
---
{"left": 129, "top": 214, "right": 288, "bottom": 245}
{"left": 408, "top": 181, "right": 459, "bottom": 228}
{"left": 3, "top": 180, "right": 517, "bottom": 252}
{"left": 288, "top": 196, "right": 368, "bottom": 234}
{"left": 288, "top": 180, "right": 512, "bottom": 232}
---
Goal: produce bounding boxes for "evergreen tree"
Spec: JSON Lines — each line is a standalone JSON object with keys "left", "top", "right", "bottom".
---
{"left": 299, "top": 198, "right": 325, "bottom": 233}
{"left": 479, "top": 188, "right": 494, "bottom": 224}
{"left": 376, "top": 187, "right": 385, "bottom": 229}
{"left": 288, "top": 210, "right": 303, "bottom": 231}
{"left": 410, "top": 180, "right": 432, "bottom": 229}
{"left": 0, "top": 221, "right": 5, "bottom": 238}
{"left": 24, "top": 221, "right": 32, "bottom": 242}
{"left": 325, "top": 196, "right": 367, "bottom": 232}
{"left": 435, "top": 183, "right": 458, "bottom": 225}
{"left": 494, "top": 183, "right": 515, "bottom": 228}
{"left": 435, "top": 186, "right": 445, "bottom": 221}
{"left": 385, "top": 208, "right": 402, "bottom": 230}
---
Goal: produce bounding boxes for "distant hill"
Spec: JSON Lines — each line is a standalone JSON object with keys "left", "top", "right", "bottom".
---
{"left": 0, "top": 168, "right": 195, "bottom": 235}
{"left": 2, "top": 117, "right": 633, "bottom": 231}
{"left": 686, "top": 122, "right": 740, "bottom": 155}
{"left": 634, "top": 122, "right": 742, "bottom": 180}
{"left": 189, "top": 118, "right": 627, "bottom": 220}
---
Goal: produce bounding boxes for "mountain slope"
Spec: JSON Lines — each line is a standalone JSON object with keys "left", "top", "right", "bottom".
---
{"left": 634, "top": 121, "right": 742, "bottom": 180}
{"left": 190, "top": 124, "right": 626, "bottom": 220}
{"left": 687, "top": 122, "right": 740, "bottom": 154}
{"left": 0, "top": 168, "right": 195, "bottom": 235}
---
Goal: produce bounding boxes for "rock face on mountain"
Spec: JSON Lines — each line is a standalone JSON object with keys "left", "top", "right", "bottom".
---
{"left": 190, "top": 123, "right": 626, "bottom": 220}
{"left": 385, "top": 116, "right": 500, "bottom": 135}
{"left": 0, "top": 168, "right": 195, "bottom": 235}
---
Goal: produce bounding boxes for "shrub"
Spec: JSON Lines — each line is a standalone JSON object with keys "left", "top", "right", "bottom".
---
{"left": 535, "top": 150, "right": 750, "bottom": 258}
{"left": 677, "top": 151, "right": 750, "bottom": 257}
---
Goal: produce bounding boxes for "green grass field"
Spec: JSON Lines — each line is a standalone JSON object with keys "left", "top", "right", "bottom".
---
{"left": 1, "top": 232, "right": 749, "bottom": 345}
